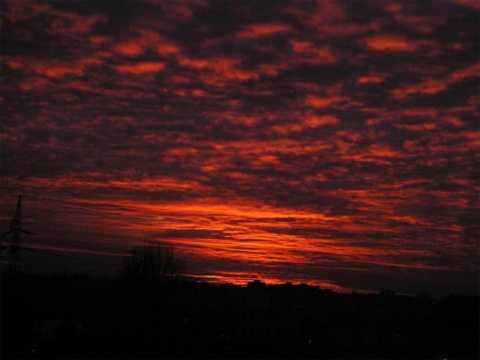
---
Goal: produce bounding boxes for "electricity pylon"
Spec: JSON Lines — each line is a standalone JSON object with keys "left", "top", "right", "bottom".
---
{"left": 1, "top": 195, "right": 33, "bottom": 280}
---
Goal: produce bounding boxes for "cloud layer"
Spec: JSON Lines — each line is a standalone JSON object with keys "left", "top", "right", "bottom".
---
{"left": 1, "top": 0, "right": 478, "bottom": 295}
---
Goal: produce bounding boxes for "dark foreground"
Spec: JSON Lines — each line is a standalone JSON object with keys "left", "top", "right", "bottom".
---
{"left": 1, "top": 274, "right": 478, "bottom": 359}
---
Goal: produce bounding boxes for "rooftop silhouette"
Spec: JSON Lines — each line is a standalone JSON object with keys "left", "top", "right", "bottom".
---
{"left": 1, "top": 271, "right": 478, "bottom": 359}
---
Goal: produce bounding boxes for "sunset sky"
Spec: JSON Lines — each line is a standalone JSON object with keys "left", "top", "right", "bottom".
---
{"left": 1, "top": 0, "right": 478, "bottom": 296}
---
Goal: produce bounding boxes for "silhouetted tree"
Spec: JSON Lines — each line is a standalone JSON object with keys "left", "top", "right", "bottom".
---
{"left": 120, "top": 241, "right": 184, "bottom": 284}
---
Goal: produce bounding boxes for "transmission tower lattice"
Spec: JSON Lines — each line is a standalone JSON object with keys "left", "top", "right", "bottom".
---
{"left": 1, "top": 195, "right": 33, "bottom": 279}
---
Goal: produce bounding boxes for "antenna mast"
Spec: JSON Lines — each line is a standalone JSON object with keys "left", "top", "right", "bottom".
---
{"left": 1, "top": 195, "right": 32, "bottom": 279}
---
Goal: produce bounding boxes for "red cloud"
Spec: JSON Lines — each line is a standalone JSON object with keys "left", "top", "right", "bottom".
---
{"left": 115, "top": 42, "right": 145, "bottom": 57}
{"left": 383, "top": 2, "right": 445, "bottom": 35}
{"left": 303, "top": 115, "right": 340, "bottom": 127}
{"left": 152, "top": 0, "right": 208, "bottom": 21}
{"left": 454, "top": 0, "right": 480, "bottom": 10}
{"left": 115, "top": 62, "right": 165, "bottom": 74}
{"left": 50, "top": 12, "right": 108, "bottom": 34}
{"left": 157, "top": 43, "right": 181, "bottom": 56}
{"left": 392, "top": 64, "right": 479, "bottom": 99}
{"left": 114, "top": 31, "right": 180, "bottom": 59}
{"left": 285, "top": 1, "right": 381, "bottom": 39}
{"left": 89, "top": 35, "right": 111, "bottom": 45}
{"left": 178, "top": 55, "right": 259, "bottom": 82}
{"left": 2, "top": 0, "right": 51, "bottom": 23}
{"left": 32, "top": 64, "right": 83, "bottom": 78}
{"left": 305, "top": 95, "right": 333, "bottom": 108}
{"left": 236, "top": 23, "right": 292, "bottom": 39}
{"left": 394, "top": 123, "right": 437, "bottom": 131}
{"left": 357, "top": 75, "right": 385, "bottom": 84}
{"left": 305, "top": 92, "right": 349, "bottom": 109}
{"left": 289, "top": 40, "right": 337, "bottom": 64}
{"left": 363, "top": 35, "right": 427, "bottom": 51}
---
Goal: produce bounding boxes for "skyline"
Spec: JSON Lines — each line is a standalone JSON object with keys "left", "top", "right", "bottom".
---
{"left": 1, "top": 0, "right": 479, "bottom": 296}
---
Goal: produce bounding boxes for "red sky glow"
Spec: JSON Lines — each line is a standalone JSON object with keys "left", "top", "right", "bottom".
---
{"left": 1, "top": 0, "right": 478, "bottom": 296}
